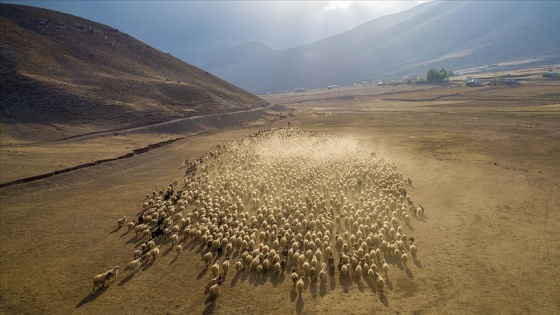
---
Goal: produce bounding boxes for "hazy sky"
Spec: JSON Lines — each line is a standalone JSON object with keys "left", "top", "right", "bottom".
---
{"left": 6, "top": 1, "right": 427, "bottom": 56}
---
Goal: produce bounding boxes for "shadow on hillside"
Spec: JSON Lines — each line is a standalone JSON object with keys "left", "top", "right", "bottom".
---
{"left": 414, "top": 258, "right": 423, "bottom": 269}
{"left": 76, "top": 287, "right": 106, "bottom": 308}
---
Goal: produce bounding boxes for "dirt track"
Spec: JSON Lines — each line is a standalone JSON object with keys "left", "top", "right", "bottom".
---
{"left": 1, "top": 83, "right": 559, "bottom": 314}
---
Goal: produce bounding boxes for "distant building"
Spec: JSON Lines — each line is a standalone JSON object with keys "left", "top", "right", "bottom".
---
{"left": 543, "top": 70, "right": 560, "bottom": 78}
{"left": 294, "top": 88, "right": 306, "bottom": 92}
{"left": 465, "top": 79, "right": 482, "bottom": 86}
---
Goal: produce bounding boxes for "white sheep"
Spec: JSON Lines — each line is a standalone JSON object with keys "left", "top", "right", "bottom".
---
{"left": 117, "top": 216, "right": 127, "bottom": 229}
{"left": 410, "top": 244, "right": 418, "bottom": 258}
{"left": 125, "top": 258, "right": 142, "bottom": 275}
{"left": 209, "top": 283, "right": 220, "bottom": 300}
{"left": 203, "top": 252, "right": 213, "bottom": 267}
{"left": 175, "top": 243, "right": 183, "bottom": 255}
{"left": 211, "top": 261, "right": 220, "bottom": 277}
{"left": 373, "top": 272, "right": 383, "bottom": 293}
{"left": 127, "top": 221, "right": 135, "bottom": 231}
{"left": 92, "top": 266, "right": 119, "bottom": 292}
{"left": 296, "top": 276, "right": 305, "bottom": 295}
{"left": 222, "top": 258, "right": 230, "bottom": 275}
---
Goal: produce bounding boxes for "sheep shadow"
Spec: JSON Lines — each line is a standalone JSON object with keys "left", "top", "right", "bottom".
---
{"left": 309, "top": 281, "right": 318, "bottom": 299}
{"left": 357, "top": 280, "right": 365, "bottom": 292}
{"left": 290, "top": 286, "right": 297, "bottom": 302}
{"left": 380, "top": 293, "right": 389, "bottom": 306}
{"left": 169, "top": 255, "right": 179, "bottom": 265}
{"left": 405, "top": 266, "right": 414, "bottom": 279}
{"left": 385, "top": 278, "right": 394, "bottom": 291}
{"left": 231, "top": 271, "right": 242, "bottom": 287}
{"left": 76, "top": 288, "right": 106, "bottom": 308}
{"left": 118, "top": 274, "right": 134, "bottom": 286}
{"left": 163, "top": 246, "right": 173, "bottom": 256}
{"left": 202, "top": 301, "right": 216, "bottom": 314}
{"left": 338, "top": 275, "right": 351, "bottom": 293}
{"left": 141, "top": 260, "right": 154, "bottom": 271}
{"left": 270, "top": 273, "right": 285, "bottom": 287}
{"left": 109, "top": 227, "right": 121, "bottom": 234}
{"left": 414, "top": 258, "right": 423, "bottom": 269}
{"left": 405, "top": 221, "right": 415, "bottom": 231}
{"left": 319, "top": 281, "right": 327, "bottom": 296}
{"left": 120, "top": 229, "right": 132, "bottom": 237}
{"left": 296, "top": 295, "right": 304, "bottom": 314}
{"left": 197, "top": 267, "right": 209, "bottom": 279}
{"left": 329, "top": 275, "right": 336, "bottom": 290}
{"left": 366, "top": 277, "right": 377, "bottom": 293}
{"left": 126, "top": 236, "right": 140, "bottom": 245}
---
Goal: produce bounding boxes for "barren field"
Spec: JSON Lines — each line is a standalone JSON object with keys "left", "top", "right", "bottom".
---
{"left": 1, "top": 75, "right": 560, "bottom": 314}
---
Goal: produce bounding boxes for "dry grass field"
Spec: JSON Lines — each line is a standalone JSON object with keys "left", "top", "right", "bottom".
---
{"left": 1, "top": 70, "right": 559, "bottom": 314}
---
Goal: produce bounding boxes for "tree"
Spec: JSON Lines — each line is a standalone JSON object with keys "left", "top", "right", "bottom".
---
{"left": 426, "top": 67, "right": 450, "bottom": 83}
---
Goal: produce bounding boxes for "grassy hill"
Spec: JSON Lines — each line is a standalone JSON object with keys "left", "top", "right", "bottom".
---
{"left": 0, "top": 4, "right": 268, "bottom": 137}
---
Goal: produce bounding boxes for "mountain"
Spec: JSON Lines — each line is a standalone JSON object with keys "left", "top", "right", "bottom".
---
{"left": 0, "top": 4, "right": 268, "bottom": 130}
{"left": 197, "top": 1, "right": 560, "bottom": 94}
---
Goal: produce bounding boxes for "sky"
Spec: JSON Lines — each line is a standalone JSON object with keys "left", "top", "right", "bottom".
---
{"left": 5, "top": 1, "right": 427, "bottom": 58}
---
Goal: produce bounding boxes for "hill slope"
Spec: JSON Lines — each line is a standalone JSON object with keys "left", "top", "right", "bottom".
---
{"left": 198, "top": 1, "right": 560, "bottom": 93}
{"left": 0, "top": 4, "right": 268, "bottom": 132}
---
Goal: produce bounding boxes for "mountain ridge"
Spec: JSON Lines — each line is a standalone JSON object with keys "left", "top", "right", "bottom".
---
{"left": 195, "top": 1, "right": 560, "bottom": 93}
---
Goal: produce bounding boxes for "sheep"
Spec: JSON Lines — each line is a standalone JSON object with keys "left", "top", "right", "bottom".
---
{"left": 175, "top": 243, "right": 184, "bottom": 255}
{"left": 209, "top": 275, "right": 223, "bottom": 286}
{"left": 382, "top": 261, "right": 389, "bottom": 278}
{"left": 222, "top": 258, "right": 230, "bottom": 275}
{"left": 209, "top": 283, "right": 220, "bottom": 300}
{"left": 273, "top": 262, "right": 282, "bottom": 276}
{"left": 127, "top": 221, "right": 136, "bottom": 231}
{"left": 291, "top": 269, "right": 299, "bottom": 285}
{"left": 128, "top": 128, "right": 424, "bottom": 297}
{"left": 125, "top": 258, "right": 142, "bottom": 275}
{"left": 319, "top": 266, "right": 327, "bottom": 283}
{"left": 410, "top": 244, "right": 418, "bottom": 258}
{"left": 117, "top": 216, "right": 127, "bottom": 229}
{"left": 203, "top": 252, "right": 213, "bottom": 267}
{"left": 148, "top": 246, "right": 161, "bottom": 262}
{"left": 170, "top": 233, "right": 179, "bottom": 247}
{"left": 92, "top": 266, "right": 119, "bottom": 292}
{"left": 296, "top": 276, "right": 305, "bottom": 295}
{"left": 211, "top": 261, "right": 220, "bottom": 277}
{"left": 235, "top": 259, "right": 244, "bottom": 273}
{"left": 375, "top": 272, "right": 385, "bottom": 294}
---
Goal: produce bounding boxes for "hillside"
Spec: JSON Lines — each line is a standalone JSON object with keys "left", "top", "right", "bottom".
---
{"left": 196, "top": 1, "right": 560, "bottom": 93}
{"left": 0, "top": 4, "right": 269, "bottom": 137}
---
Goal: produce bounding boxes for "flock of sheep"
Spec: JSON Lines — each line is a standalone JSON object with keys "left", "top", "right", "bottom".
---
{"left": 95, "top": 128, "right": 424, "bottom": 303}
